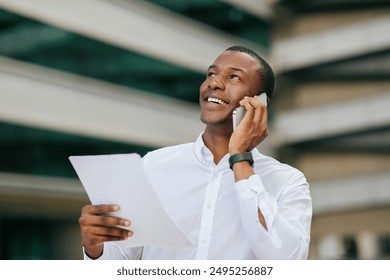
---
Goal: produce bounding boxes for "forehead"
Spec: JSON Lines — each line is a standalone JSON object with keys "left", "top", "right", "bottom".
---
{"left": 211, "top": 51, "right": 261, "bottom": 72}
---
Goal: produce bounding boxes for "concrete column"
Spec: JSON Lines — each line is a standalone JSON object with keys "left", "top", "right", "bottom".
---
{"left": 356, "top": 232, "right": 378, "bottom": 260}
{"left": 317, "top": 234, "right": 345, "bottom": 259}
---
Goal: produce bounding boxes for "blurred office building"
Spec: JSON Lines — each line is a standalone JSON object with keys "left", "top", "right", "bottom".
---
{"left": 270, "top": 0, "right": 390, "bottom": 260}
{"left": 0, "top": 0, "right": 389, "bottom": 259}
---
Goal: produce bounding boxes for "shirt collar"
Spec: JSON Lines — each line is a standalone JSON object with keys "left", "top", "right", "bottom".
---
{"left": 194, "top": 132, "right": 231, "bottom": 163}
{"left": 193, "top": 132, "right": 222, "bottom": 169}
{"left": 193, "top": 132, "right": 260, "bottom": 172}
{"left": 193, "top": 132, "right": 207, "bottom": 163}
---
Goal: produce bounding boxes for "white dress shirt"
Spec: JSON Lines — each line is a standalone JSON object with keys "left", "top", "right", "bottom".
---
{"left": 85, "top": 133, "right": 312, "bottom": 260}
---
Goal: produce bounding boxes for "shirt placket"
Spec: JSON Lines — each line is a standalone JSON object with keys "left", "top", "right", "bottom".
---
{"left": 195, "top": 171, "right": 223, "bottom": 259}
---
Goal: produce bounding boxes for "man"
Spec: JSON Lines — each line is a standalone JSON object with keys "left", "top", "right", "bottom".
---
{"left": 79, "top": 46, "right": 312, "bottom": 260}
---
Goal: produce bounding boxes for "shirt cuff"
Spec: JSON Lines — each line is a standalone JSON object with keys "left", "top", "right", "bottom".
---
{"left": 82, "top": 243, "right": 121, "bottom": 260}
{"left": 235, "top": 174, "right": 266, "bottom": 201}
{"left": 83, "top": 247, "right": 100, "bottom": 260}
{"left": 234, "top": 174, "right": 280, "bottom": 245}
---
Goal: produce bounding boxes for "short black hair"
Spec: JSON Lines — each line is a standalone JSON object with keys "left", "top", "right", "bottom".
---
{"left": 225, "top": 46, "right": 275, "bottom": 99}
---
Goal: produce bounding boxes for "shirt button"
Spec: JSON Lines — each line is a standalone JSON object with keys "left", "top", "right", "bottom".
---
{"left": 207, "top": 204, "right": 212, "bottom": 210}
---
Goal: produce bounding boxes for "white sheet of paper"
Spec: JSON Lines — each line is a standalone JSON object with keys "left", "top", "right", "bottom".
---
{"left": 69, "top": 153, "right": 190, "bottom": 248}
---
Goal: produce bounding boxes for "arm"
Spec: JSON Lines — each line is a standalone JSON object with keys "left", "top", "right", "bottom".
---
{"left": 229, "top": 95, "right": 269, "bottom": 229}
{"left": 83, "top": 243, "right": 143, "bottom": 260}
{"left": 229, "top": 96, "right": 312, "bottom": 259}
{"left": 231, "top": 161, "right": 268, "bottom": 230}
{"left": 234, "top": 171, "right": 312, "bottom": 259}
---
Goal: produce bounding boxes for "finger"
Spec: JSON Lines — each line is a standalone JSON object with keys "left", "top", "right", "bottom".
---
{"left": 239, "top": 96, "right": 261, "bottom": 109}
{"left": 97, "top": 215, "right": 131, "bottom": 227}
{"left": 242, "top": 101, "right": 255, "bottom": 118}
{"left": 88, "top": 204, "right": 120, "bottom": 214}
{"left": 81, "top": 205, "right": 119, "bottom": 217}
{"left": 80, "top": 213, "right": 131, "bottom": 228}
{"left": 239, "top": 96, "right": 250, "bottom": 106}
{"left": 253, "top": 101, "right": 267, "bottom": 124}
{"left": 241, "top": 96, "right": 266, "bottom": 123}
{"left": 84, "top": 227, "right": 133, "bottom": 245}
{"left": 81, "top": 204, "right": 123, "bottom": 222}
{"left": 94, "top": 234, "right": 130, "bottom": 243}
{"left": 238, "top": 96, "right": 265, "bottom": 125}
{"left": 250, "top": 96, "right": 267, "bottom": 108}
{"left": 81, "top": 222, "right": 133, "bottom": 239}
{"left": 241, "top": 95, "right": 267, "bottom": 108}
{"left": 92, "top": 225, "right": 133, "bottom": 238}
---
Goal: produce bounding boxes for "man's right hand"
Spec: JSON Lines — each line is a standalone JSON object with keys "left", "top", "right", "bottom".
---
{"left": 79, "top": 204, "right": 133, "bottom": 259}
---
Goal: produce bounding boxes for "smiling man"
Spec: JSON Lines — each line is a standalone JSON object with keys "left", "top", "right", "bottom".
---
{"left": 79, "top": 46, "right": 312, "bottom": 260}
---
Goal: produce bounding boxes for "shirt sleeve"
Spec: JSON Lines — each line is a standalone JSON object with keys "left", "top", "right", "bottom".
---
{"left": 83, "top": 243, "right": 143, "bottom": 260}
{"left": 234, "top": 172, "right": 312, "bottom": 259}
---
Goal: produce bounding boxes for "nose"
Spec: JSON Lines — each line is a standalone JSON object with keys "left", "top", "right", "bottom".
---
{"left": 209, "top": 75, "right": 225, "bottom": 90}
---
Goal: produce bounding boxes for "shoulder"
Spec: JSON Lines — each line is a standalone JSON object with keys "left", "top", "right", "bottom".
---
{"left": 146, "top": 142, "right": 193, "bottom": 157}
{"left": 254, "top": 152, "right": 299, "bottom": 173}
{"left": 254, "top": 152, "right": 308, "bottom": 190}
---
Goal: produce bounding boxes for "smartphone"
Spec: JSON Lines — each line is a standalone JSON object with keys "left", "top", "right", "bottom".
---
{"left": 232, "top": 93, "right": 267, "bottom": 130}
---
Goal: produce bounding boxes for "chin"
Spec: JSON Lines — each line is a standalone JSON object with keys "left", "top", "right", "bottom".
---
{"left": 200, "top": 110, "right": 233, "bottom": 126}
{"left": 200, "top": 115, "right": 211, "bottom": 125}
{"left": 201, "top": 117, "right": 228, "bottom": 127}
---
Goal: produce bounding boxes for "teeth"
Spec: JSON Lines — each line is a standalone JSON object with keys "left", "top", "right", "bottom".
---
{"left": 208, "top": 97, "right": 227, "bottom": 105}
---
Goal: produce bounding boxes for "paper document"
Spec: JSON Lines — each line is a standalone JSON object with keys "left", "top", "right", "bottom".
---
{"left": 69, "top": 153, "right": 190, "bottom": 248}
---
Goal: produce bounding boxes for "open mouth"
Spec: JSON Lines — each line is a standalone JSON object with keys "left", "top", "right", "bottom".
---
{"left": 207, "top": 97, "right": 228, "bottom": 105}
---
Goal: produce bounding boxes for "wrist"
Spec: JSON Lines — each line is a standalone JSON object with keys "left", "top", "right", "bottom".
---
{"left": 83, "top": 244, "right": 104, "bottom": 260}
{"left": 229, "top": 147, "right": 248, "bottom": 155}
{"left": 229, "top": 152, "right": 254, "bottom": 170}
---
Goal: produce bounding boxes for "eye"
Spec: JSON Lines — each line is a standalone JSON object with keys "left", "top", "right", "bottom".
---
{"left": 207, "top": 72, "right": 216, "bottom": 78}
{"left": 230, "top": 74, "right": 240, "bottom": 80}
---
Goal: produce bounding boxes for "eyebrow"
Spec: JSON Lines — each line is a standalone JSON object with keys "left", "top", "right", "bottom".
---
{"left": 207, "top": 65, "right": 247, "bottom": 73}
{"left": 230, "top": 67, "right": 246, "bottom": 73}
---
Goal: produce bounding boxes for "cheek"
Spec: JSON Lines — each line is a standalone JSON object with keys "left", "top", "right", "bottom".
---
{"left": 240, "top": 85, "right": 258, "bottom": 98}
{"left": 228, "top": 87, "right": 248, "bottom": 101}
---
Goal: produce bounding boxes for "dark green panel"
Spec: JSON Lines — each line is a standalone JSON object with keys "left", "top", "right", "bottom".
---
{"left": 0, "top": 218, "right": 52, "bottom": 259}
{"left": 0, "top": 122, "right": 155, "bottom": 178}
{"left": 279, "top": 0, "right": 390, "bottom": 12}
{"left": 146, "top": 0, "right": 272, "bottom": 47}
{"left": 0, "top": 9, "right": 204, "bottom": 103}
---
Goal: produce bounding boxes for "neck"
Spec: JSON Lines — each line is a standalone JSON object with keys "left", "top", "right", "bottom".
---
{"left": 202, "top": 125, "right": 232, "bottom": 165}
